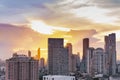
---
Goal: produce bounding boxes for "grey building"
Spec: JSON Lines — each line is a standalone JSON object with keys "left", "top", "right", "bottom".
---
{"left": 105, "top": 33, "right": 116, "bottom": 75}
{"left": 82, "top": 38, "right": 89, "bottom": 73}
{"left": 48, "top": 38, "right": 68, "bottom": 75}
{"left": 92, "top": 48, "right": 105, "bottom": 75}
{"left": 66, "top": 43, "right": 73, "bottom": 73}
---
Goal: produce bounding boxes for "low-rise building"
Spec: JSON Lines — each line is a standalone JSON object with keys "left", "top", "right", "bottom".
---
{"left": 43, "top": 75, "right": 75, "bottom": 80}
{"left": 109, "top": 75, "right": 120, "bottom": 80}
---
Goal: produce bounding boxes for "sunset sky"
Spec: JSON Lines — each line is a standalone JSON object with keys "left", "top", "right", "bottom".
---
{"left": 0, "top": 0, "right": 120, "bottom": 61}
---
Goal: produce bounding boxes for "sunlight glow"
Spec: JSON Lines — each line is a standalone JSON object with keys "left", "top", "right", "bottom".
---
{"left": 30, "top": 20, "right": 70, "bottom": 35}
{"left": 30, "top": 20, "right": 53, "bottom": 34}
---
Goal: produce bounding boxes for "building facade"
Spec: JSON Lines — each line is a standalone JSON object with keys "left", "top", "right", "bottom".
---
{"left": 92, "top": 48, "right": 105, "bottom": 75}
{"left": 66, "top": 43, "right": 72, "bottom": 73}
{"left": 82, "top": 38, "right": 89, "bottom": 73}
{"left": 48, "top": 38, "right": 68, "bottom": 75}
{"left": 43, "top": 75, "right": 75, "bottom": 80}
{"left": 105, "top": 33, "right": 116, "bottom": 75}
{"left": 87, "top": 47, "right": 94, "bottom": 76}
{"left": 40, "top": 58, "right": 45, "bottom": 70}
{"left": 6, "top": 54, "right": 39, "bottom": 80}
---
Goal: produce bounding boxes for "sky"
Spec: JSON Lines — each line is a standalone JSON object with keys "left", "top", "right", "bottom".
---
{"left": 0, "top": 0, "right": 120, "bottom": 61}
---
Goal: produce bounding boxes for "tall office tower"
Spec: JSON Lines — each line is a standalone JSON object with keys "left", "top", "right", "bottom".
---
{"left": 6, "top": 54, "right": 39, "bottom": 80}
{"left": 37, "top": 48, "right": 40, "bottom": 60}
{"left": 71, "top": 54, "right": 77, "bottom": 72}
{"left": 48, "top": 38, "right": 68, "bottom": 75}
{"left": 92, "top": 48, "right": 105, "bottom": 75}
{"left": 76, "top": 52, "right": 80, "bottom": 71}
{"left": 87, "top": 47, "right": 94, "bottom": 76}
{"left": 105, "top": 33, "right": 116, "bottom": 75}
{"left": 82, "top": 38, "right": 89, "bottom": 72}
{"left": 28, "top": 50, "right": 31, "bottom": 57}
{"left": 66, "top": 43, "right": 72, "bottom": 73}
{"left": 40, "top": 58, "right": 45, "bottom": 70}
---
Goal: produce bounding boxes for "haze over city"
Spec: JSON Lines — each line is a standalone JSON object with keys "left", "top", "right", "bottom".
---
{"left": 0, "top": 0, "right": 120, "bottom": 61}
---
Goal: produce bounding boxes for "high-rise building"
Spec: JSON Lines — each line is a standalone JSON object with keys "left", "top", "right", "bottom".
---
{"left": 6, "top": 53, "right": 39, "bottom": 80}
{"left": 48, "top": 38, "right": 68, "bottom": 75}
{"left": 28, "top": 50, "right": 31, "bottom": 57}
{"left": 92, "top": 48, "right": 105, "bottom": 75}
{"left": 87, "top": 47, "right": 94, "bottom": 76}
{"left": 105, "top": 33, "right": 116, "bottom": 75}
{"left": 66, "top": 43, "right": 72, "bottom": 73}
{"left": 37, "top": 48, "right": 40, "bottom": 60}
{"left": 87, "top": 48, "right": 107, "bottom": 76}
{"left": 71, "top": 54, "right": 77, "bottom": 72}
{"left": 40, "top": 58, "right": 45, "bottom": 70}
{"left": 76, "top": 52, "right": 80, "bottom": 71}
{"left": 82, "top": 38, "right": 89, "bottom": 72}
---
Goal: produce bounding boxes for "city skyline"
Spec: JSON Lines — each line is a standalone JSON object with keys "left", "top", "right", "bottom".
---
{"left": 0, "top": 0, "right": 120, "bottom": 61}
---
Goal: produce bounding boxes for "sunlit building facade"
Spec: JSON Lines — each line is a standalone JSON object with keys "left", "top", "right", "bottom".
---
{"left": 6, "top": 54, "right": 39, "bottom": 80}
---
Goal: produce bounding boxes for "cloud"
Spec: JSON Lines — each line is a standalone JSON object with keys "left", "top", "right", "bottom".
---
{"left": 92, "top": 0, "right": 120, "bottom": 9}
{"left": 0, "top": 23, "right": 99, "bottom": 60}
{"left": 0, "top": 0, "right": 120, "bottom": 60}
{"left": 0, "top": 23, "right": 49, "bottom": 59}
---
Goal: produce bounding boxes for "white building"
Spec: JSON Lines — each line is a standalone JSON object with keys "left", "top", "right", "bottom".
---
{"left": 92, "top": 48, "right": 105, "bottom": 75}
{"left": 87, "top": 47, "right": 94, "bottom": 76}
{"left": 109, "top": 75, "right": 120, "bottom": 80}
{"left": 43, "top": 75, "right": 75, "bottom": 80}
{"left": 117, "top": 64, "right": 120, "bottom": 73}
{"left": 87, "top": 48, "right": 107, "bottom": 76}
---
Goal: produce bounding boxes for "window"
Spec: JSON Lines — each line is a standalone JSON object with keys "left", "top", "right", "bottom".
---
{"left": 44, "top": 77, "right": 46, "bottom": 80}
{"left": 52, "top": 78, "right": 54, "bottom": 80}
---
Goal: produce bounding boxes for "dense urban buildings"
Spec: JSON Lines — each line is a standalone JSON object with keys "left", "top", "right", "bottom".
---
{"left": 6, "top": 53, "right": 39, "bottom": 80}
{"left": 84, "top": 33, "right": 117, "bottom": 77}
{"left": 48, "top": 38, "right": 68, "bottom": 75}
{"left": 5, "top": 33, "right": 118, "bottom": 80}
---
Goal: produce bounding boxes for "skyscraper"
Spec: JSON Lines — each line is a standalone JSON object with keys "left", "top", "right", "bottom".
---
{"left": 6, "top": 53, "right": 39, "bottom": 80}
{"left": 40, "top": 58, "right": 45, "bottom": 70}
{"left": 105, "top": 33, "right": 116, "bottom": 75}
{"left": 37, "top": 48, "right": 40, "bottom": 60}
{"left": 48, "top": 38, "right": 68, "bottom": 75}
{"left": 66, "top": 43, "right": 72, "bottom": 73}
{"left": 71, "top": 54, "right": 77, "bottom": 72}
{"left": 92, "top": 48, "right": 105, "bottom": 75}
{"left": 76, "top": 52, "right": 80, "bottom": 71}
{"left": 82, "top": 38, "right": 89, "bottom": 72}
{"left": 28, "top": 50, "right": 31, "bottom": 57}
{"left": 87, "top": 47, "right": 94, "bottom": 76}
